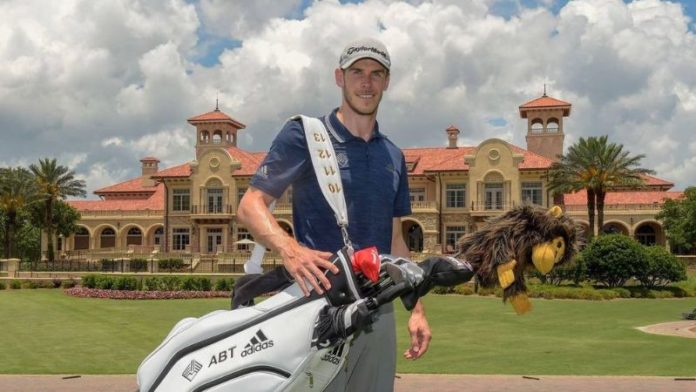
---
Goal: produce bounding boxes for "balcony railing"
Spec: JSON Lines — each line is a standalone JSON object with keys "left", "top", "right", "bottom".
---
{"left": 191, "top": 204, "right": 234, "bottom": 214}
{"left": 564, "top": 203, "right": 662, "bottom": 212}
{"left": 80, "top": 209, "right": 164, "bottom": 217}
{"left": 470, "top": 201, "right": 516, "bottom": 212}
{"left": 411, "top": 201, "right": 438, "bottom": 211}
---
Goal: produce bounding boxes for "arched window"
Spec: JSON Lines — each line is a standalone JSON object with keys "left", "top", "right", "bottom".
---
{"left": 100, "top": 227, "right": 116, "bottom": 248}
{"left": 154, "top": 227, "right": 164, "bottom": 246}
{"left": 530, "top": 118, "right": 544, "bottom": 133}
{"left": 212, "top": 130, "right": 223, "bottom": 144}
{"left": 635, "top": 225, "right": 656, "bottom": 246}
{"left": 547, "top": 118, "right": 559, "bottom": 133}
{"left": 74, "top": 227, "right": 90, "bottom": 250}
{"left": 126, "top": 227, "right": 142, "bottom": 246}
{"left": 200, "top": 131, "right": 210, "bottom": 143}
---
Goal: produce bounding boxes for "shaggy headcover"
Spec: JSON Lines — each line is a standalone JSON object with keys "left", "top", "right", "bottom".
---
{"left": 456, "top": 205, "right": 582, "bottom": 314}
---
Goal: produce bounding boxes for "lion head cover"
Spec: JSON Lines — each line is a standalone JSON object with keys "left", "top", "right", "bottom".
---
{"left": 456, "top": 205, "right": 581, "bottom": 314}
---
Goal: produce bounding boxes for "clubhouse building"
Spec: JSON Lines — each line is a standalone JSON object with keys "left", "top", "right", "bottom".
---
{"left": 62, "top": 95, "right": 683, "bottom": 262}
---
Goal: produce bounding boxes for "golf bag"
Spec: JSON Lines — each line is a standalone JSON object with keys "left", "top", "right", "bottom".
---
{"left": 136, "top": 247, "right": 474, "bottom": 392}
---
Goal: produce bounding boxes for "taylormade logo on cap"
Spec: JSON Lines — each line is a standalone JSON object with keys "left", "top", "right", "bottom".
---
{"left": 339, "top": 38, "right": 391, "bottom": 70}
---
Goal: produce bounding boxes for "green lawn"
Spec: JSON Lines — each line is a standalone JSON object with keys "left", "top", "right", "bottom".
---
{"left": 1, "top": 290, "right": 695, "bottom": 376}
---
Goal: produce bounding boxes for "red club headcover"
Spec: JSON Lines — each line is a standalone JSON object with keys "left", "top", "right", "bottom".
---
{"left": 351, "top": 246, "right": 380, "bottom": 283}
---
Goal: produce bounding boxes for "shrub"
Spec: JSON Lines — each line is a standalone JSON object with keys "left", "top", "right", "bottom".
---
{"left": 182, "top": 277, "right": 197, "bottom": 291}
{"left": 130, "top": 258, "right": 148, "bottom": 273}
{"left": 582, "top": 234, "right": 646, "bottom": 287}
{"left": 113, "top": 276, "right": 138, "bottom": 291}
{"left": 159, "top": 276, "right": 183, "bottom": 291}
{"left": 51, "top": 278, "right": 63, "bottom": 288}
{"left": 143, "top": 277, "right": 161, "bottom": 291}
{"left": 214, "top": 278, "right": 236, "bottom": 291}
{"left": 529, "top": 256, "right": 587, "bottom": 286}
{"left": 431, "top": 285, "right": 455, "bottom": 294}
{"left": 10, "top": 280, "right": 21, "bottom": 289}
{"left": 81, "top": 274, "right": 98, "bottom": 289}
{"left": 453, "top": 284, "right": 474, "bottom": 295}
{"left": 21, "top": 281, "right": 38, "bottom": 289}
{"left": 0, "top": 282, "right": 5, "bottom": 290}
{"left": 635, "top": 246, "right": 687, "bottom": 289}
{"left": 94, "top": 275, "right": 114, "bottom": 290}
{"left": 61, "top": 279, "right": 77, "bottom": 289}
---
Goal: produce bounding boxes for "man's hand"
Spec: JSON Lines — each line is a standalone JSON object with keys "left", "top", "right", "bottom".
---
{"left": 279, "top": 239, "right": 338, "bottom": 296}
{"left": 403, "top": 301, "right": 431, "bottom": 360}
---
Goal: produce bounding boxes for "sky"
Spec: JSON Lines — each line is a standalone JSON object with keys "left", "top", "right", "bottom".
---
{"left": 1, "top": 0, "right": 695, "bottom": 198}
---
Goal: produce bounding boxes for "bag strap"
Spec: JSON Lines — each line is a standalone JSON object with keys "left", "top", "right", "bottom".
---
{"left": 244, "top": 115, "right": 352, "bottom": 274}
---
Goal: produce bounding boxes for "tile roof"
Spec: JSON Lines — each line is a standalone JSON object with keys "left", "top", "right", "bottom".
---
{"left": 563, "top": 189, "right": 683, "bottom": 206}
{"left": 509, "top": 145, "right": 555, "bottom": 169}
{"left": 69, "top": 183, "right": 164, "bottom": 211}
{"left": 519, "top": 95, "right": 571, "bottom": 117}
{"left": 150, "top": 163, "right": 192, "bottom": 179}
{"left": 187, "top": 109, "right": 246, "bottom": 128}
{"left": 227, "top": 146, "right": 267, "bottom": 176}
{"left": 94, "top": 177, "right": 158, "bottom": 194}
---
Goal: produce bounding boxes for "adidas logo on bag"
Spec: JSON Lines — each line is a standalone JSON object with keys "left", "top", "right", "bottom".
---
{"left": 320, "top": 342, "right": 345, "bottom": 365}
{"left": 242, "top": 329, "right": 274, "bottom": 358}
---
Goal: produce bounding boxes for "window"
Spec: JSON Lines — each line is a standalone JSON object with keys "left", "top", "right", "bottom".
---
{"left": 521, "top": 182, "right": 543, "bottom": 206}
{"left": 172, "top": 228, "right": 190, "bottom": 251}
{"left": 237, "top": 187, "right": 247, "bottom": 206}
{"left": 635, "top": 225, "right": 656, "bottom": 246}
{"left": 484, "top": 183, "right": 504, "bottom": 210}
{"left": 237, "top": 227, "right": 254, "bottom": 251}
{"left": 172, "top": 189, "right": 190, "bottom": 212}
{"left": 207, "top": 188, "right": 223, "bottom": 213}
{"left": 410, "top": 187, "right": 425, "bottom": 202}
{"left": 445, "top": 226, "right": 467, "bottom": 252}
{"left": 74, "top": 227, "right": 89, "bottom": 250}
{"left": 446, "top": 183, "right": 465, "bottom": 208}
{"left": 126, "top": 227, "right": 142, "bottom": 246}
{"left": 100, "top": 227, "right": 116, "bottom": 248}
{"left": 153, "top": 227, "right": 164, "bottom": 246}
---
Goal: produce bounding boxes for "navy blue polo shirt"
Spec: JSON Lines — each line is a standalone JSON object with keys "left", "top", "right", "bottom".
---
{"left": 250, "top": 108, "right": 411, "bottom": 254}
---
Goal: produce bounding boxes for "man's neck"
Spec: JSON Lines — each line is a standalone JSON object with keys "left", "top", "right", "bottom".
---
{"left": 336, "top": 104, "right": 378, "bottom": 141}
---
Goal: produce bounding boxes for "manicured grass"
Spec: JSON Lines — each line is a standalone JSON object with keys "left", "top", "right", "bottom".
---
{"left": 1, "top": 289, "right": 695, "bottom": 375}
{"left": 396, "top": 295, "right": 696, "bottom": 376}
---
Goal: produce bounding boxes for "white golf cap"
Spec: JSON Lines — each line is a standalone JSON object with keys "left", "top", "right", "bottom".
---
{"left": 339, "top": 37, "right": 391, "bottom": 70}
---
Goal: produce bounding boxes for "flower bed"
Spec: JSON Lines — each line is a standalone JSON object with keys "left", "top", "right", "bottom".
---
{"left": 65, "top": 287, "right": 230, "bottom": 300}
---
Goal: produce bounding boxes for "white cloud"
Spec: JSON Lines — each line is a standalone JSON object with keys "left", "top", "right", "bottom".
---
{"left": 0, "top": 0, "right": 695, "bottom": 194}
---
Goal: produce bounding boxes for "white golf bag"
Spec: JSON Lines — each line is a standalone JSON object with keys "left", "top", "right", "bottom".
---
{"left": 136, "top": 247, "right": 474, "bottom": 392}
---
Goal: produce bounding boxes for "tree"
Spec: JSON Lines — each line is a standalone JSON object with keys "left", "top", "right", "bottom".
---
{"left": 29, "top": 158, "right": 86, "bottom": 262}
{"left": 582, "top": 234, "right": 646, "bottom": 287}
{"left": 548, "top": 136, "right": 653, "bottom": 239}
{"left": 656, "top": 187, "right": 696, "bottom": 254}
{"left": 0, "top": 167, "right": 38, "bottom": 258}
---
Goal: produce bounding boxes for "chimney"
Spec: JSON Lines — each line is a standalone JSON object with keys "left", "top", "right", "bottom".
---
{"left": 446, "top": 125, "right": 460, "bottom": 149}
{"left": 140, "top": 157, "right": 160, "bottom": 187}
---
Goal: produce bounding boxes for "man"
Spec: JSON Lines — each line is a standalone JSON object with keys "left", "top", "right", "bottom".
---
{"left": 237, "top": 37, "right": 431, "bottom": 391}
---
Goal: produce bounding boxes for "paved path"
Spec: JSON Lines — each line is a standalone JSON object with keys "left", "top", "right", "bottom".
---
{"left": 1, "top": 374, "right": 695, "bottom": 392}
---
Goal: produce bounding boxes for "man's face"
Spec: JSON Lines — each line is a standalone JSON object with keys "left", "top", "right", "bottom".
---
{"left": 336, "top": 58, "right": 390, "bottom": 116}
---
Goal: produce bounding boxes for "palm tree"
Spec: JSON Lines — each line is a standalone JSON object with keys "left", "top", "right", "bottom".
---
{"left": 29, "top": 158, "right": 86, "bottom": 262}
{"left": 0, "top": 167, "right": 38, "bottom": 258}
{"left": 548, "top": 136, "right": 654, "bottom": 239}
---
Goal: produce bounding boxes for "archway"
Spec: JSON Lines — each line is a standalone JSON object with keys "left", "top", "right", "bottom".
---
{"left": 602, "top": 221, "right": 629, "bottom": 236}
{"left": 99, "top": 227, "right": 116, "bottom": 248}
{"left": 126, "top": 227, "right": 143, "bottom": 246}
{"left": 74, "top": 226, "right": 90, "bottom": 250}
{"left": 401, "top": 220, "right": 424, "bottom": 252}
{"left": 634, "top": 221, "right": 664, "bottom": 246}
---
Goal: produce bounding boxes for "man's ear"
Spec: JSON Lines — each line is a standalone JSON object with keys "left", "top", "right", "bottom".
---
{"left": 335, "top": 68, "right": 345, "bottom": 88}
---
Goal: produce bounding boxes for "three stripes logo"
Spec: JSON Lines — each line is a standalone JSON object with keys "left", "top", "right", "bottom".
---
{"left": 241, "top": 329, "right": 274, "bottom": 358}
{"left": 181, "top": 359, "right": 203, "bottom": 382}
{"left": 320, "top": 342, "right": 346, "bottom": 365}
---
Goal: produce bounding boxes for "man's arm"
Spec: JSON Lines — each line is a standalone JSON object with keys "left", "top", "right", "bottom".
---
{"left": 237, "top": 186, "right": 339, "bottom": 296}
{"left": 391, "top": 218, "right": 432, "bottom": 360}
